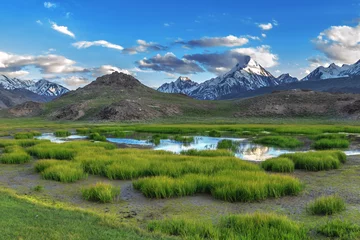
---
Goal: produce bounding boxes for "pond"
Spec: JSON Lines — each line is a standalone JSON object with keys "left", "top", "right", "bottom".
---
{"left": 37, "top": 134, "right": 360, "bottom": 161}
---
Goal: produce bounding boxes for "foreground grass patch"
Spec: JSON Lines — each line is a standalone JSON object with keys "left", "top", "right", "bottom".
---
{"left": 54, "top": 130, "right": 71, "bottom": 137}
{"left": 281, "top": 150, "right": 346, "bottom": 171}
{"left": 148, "top": 213, "right": 308, "bottom": 240}
{"left": 37, "top": 160, "right": 87, "bottom": 183}
{"left": 312, "top": 138, "right": 350, "bottom": 150}
{"left": 0, "top": 145, "right": 31, "bottom": 164}
{"left": 133, "top": 170, "right": 302, "bottom": 202}
{"left": 317, "top": 219, "right": 360, "bottom": 239}
{"left": 307, "top": 195, "right": 346, "bottom": 215}
{"left": 0, "top": 189, "right": 165, "bottom": 240}
{"left": 254, "top": 136, "right": 303, "bottom": 149}
{"left": 14, "top": 131, "right": 41, "bottom": 139}
{"left": 261, "top": 157, "right": 295, "bottom": 173}
{"left": 180, "top": 149, "right": 234, "bottom": 157}
{"left": 82, "top": 182, "right": 120, "bottom": 203}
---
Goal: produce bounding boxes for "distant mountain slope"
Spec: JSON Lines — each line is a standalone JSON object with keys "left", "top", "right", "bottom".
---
{"left": 0, "top": 75, "right": 69, "bottom": 97}
{"left": 0, "top": 87, "right": 52, "bottom": 109}
{"left": 158, "top": 56, "right": 298, "bottom": 100}
{"left": 42, "top": 72, "right": 227, "bottom": 121}
{"left": 157, "top": 77, "right": 199, "bottom": 95}
{"left": 302, "top": 60, "right": 360, "bottom": 81}
{"left": 8, "top": 72, "right": 360, "bottom": 121}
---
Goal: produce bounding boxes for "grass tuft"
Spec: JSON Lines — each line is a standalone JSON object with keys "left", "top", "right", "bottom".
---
{"left": 312, "top": 138, "right": 350, "bottom": 150}
{"left": 41, "top": 162, "right": 87, "bottom": 183}
{"left": 261, "top": 157, "right": 295, "bottom": 173}
{"left": 307, "top": 195, "right": 345, "bottom": 215}
{"left": 254, "top": 136, "right": 303, "bottom": 148}
{"left": 317, "top": 219, "right": 360, "bottom": 239}
{"left": 0, "top": 145, "right": 32, "bottom": 164}
{"left": 81, "top": 182, "right": 120, "bottom": 203}
{"left": 54, "top": 130, "right": 71, "bottom": 137}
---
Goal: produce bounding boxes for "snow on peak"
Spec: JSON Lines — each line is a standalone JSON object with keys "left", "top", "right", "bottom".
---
{"left": 0, "top": 75, "right": 69, "bottom": 97}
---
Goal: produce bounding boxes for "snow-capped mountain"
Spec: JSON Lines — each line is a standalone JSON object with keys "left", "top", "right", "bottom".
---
{"left": 158, "top": 56, "right": 298, "bottom": 100}
{"left": 157, "top": 76, "right": 199, "bottom": 95}
{"left": 302, "top": 60, "right": 360, "bottom": 81}
{"left": 0, "top": 75, "right": 69, "bottom": 97}
{"left": 276, "top": 74, "right": 299, "bottom": 84}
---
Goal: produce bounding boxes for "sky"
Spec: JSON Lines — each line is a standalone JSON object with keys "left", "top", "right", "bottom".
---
{"left": 1, "top": 0, "right": 360, "bottom": 89}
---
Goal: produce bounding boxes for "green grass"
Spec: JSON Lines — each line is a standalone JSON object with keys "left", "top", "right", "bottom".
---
{"left": 27, "top": 144, "right": 76, "bottom": 160}
{"left": 133, "top": 170, "right": 302, "bottom": 202}
{"left": 148, "top": 213, "right": 308, "bottom": 240}
{"left": 180, "top": 149, "right": 234, "bottom": 157}
{"left": 208, "top": 130, "right": 221, "bottom": 137}
{"left": 33, "top": 185, "right": 44, "bottom": 192}
{"left": 307, "top": 195, "right": 346, "bottom": 215}
{"left": 312, "top": 133, "right": 348, "bottom": 140}
{"left": 312, "top": 138, "right": 350, "bottom": 150}
{"left": 317, "top": 219, "right": 360, "bottom": 239}
{"left": 261, "top": 157, "right": 295, "bottom": 173}
{"left": 0, "top": 189, "right": 167, "bottom": 240}
{"left": 281, "top": 150, "right": 346, "bottom": 171}
{"left": 82, "top": 182, "right": 120, "bottom": 203}
{"left": 89, "top": 132, "right": 107, "bottom": 142}
{"left": 217, "top": 139, "right": 238, "bottom": 151}
{"left": 40, "top": 162, "right": 87, "bottom": 183}
{"left": 14, "top": 131, "right": 41, "bottom": 139}
{"left": 54, "top": 130, "right": 71, "bottom": 137}
{"left": 254, "top": 136, "right": 303, "bottom": 148}
{"left": 0, "top": 145, "right": 32, "bottom": 164}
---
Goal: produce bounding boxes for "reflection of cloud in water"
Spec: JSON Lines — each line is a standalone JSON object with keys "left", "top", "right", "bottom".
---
{"left": 36, "top": 133, "right": 87, "bottom": 143}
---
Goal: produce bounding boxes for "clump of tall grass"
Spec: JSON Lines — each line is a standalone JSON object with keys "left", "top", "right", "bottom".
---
{"left": 0, "top": 145, "right": 32, "bottom": 164}
{"left": 111, "top": 131, "right": 127, "bottom": 138}
{"left": 148, "top": 218, "right": 219, "bottom": 239}
{"left": 180, "top": 149, "right": 234, "bottom": 157}
{"left": 261, "top": 157, "right": 295, "bottom": 173}
{"left": 54, "top": 130, "right": 71, "bottom": 137}
{"left": 41, "top": 162, "right": 87, "bottom": 183}
{"left": 34, "top": 159, "right": 65, "bottom": 172}
{"left": 76, "top": 128, "right": 91, "bottom": 135}
{"left": 81, "top": 182, "right": 120, "bottom": 203}
{"left": 89, "top": 133, "right": 107, "bottom": 142}
{"left": 312, "top": 138, "right": 350, "bottom": 150}
{"left": 150, "top": 134, "right": 168, "bottom": 145}
{"left": 317, "top": 219, "right": 360, "bottom": 239}
{"left": 208, "top": 130, "right": 221, "bottom": 137}
{"left": 217, "top": 139, "right": 238, "bottom": 151}
{"left": 281, "top": 150, "right": 346, "bottom": 171}
{"left": 14, "top": 131, "right": 41, "bottom": 139}
{"left": 148, "top": 213, "right": 307, "bottom": 240}
{"left": 133, "top": 170, "right": 302, "bottom": 202}
{"left": 254, "top": 136, "right": 303, "bottom": 148}
{"left": 27, "top": 145, "right": 76, "bottom": 160}
{"left": 307, "top": 195, "right": 345, "bottom": 215}
{"left": 312, "top": 133, "right": 347, "bottom": 140}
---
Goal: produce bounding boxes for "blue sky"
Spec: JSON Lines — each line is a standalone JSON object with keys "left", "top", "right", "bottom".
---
{"left": 0, "top": 0, "right": 360, "bottom": 89}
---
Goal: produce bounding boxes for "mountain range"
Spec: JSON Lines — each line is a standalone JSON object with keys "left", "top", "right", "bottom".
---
{"left": 158, "top": 57, "right": 360, "bottom": 100}
{"left": 0, "top": 75, "right": 69, "bottom": 108}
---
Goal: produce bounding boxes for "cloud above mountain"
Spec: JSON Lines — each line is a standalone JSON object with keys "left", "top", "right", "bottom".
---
{"left": 184, "top": 45, "right": 278, "bottom": 74}
{"left": 73, "top": 40, "right": 124, "bottom": 51}
{"left": 123, "top": 40, "right": 168, "bottom": 55}
{"left": 176, "top": 35, "right": 249, "bottom": 48}
{"left": 314, "top": 23, "right": 360, "bottom": 64}
{"left": 0, "top": 51, "right": 88, "bottom": 75}
{"left": 137, "top": 52, "right": 204, "bottom": 74}
{"left": 51, "top": 22, "right": 75, "bottom": 38}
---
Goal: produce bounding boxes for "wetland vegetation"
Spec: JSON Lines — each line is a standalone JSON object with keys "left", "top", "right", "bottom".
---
{"left": 2, "top": 119, "right": 360, "bottom": 239}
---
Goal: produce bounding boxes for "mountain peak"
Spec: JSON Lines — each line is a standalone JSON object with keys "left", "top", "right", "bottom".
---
{"left": 88, "top": 72, "right": 142, "bottom": 89}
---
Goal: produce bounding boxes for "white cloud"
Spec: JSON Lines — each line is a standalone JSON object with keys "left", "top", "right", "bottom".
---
{"left": 51, "top": 22, "right": 75, "bottom": 38}
{"left": 36, "top": 20, "right": 43, "bottom": 25}
{"left": 61, "top": 76, "right": 89, "bottom": 89}
{"left": 92, "top": 65, "right": 134, "bottom": 77}
{"left": 123, "top": 40, "right": 167, "bottom": 54}
{"left": 72, "top": 40, "right": 124, "bottom": 51}
{"left": 164, "top": 23, "right": 170, "bottom": 27}
{"left": 313, "top": 23, "right": 360, "bottom": 64}
{"left": 178, "top": 35, "right": 249, "bottom": 48}
{"left": 184, "top": 45, "right": 278, "bottom": 74}
{"left": 65, "top": 12, "right": 72, "bottom": 19}
{"left": 262, "top": 33, "right": 267, "bottom": 38}
{"left": 258, "top": 23, "right": 273, "bottom": 31}
{"left": 44, "top": 2, "right": 56, "bottom": 8}
{"left": 231, "top": 45, "right": 278, "bottom": 68}
{"left": 0, "top": 51, "right": 87, "bottom": 75}
{"left": 0, "top": 70, "right": 30, "bottom": 78}
{"left": 165, "top": 73, "right": 177, "bottom": 79}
